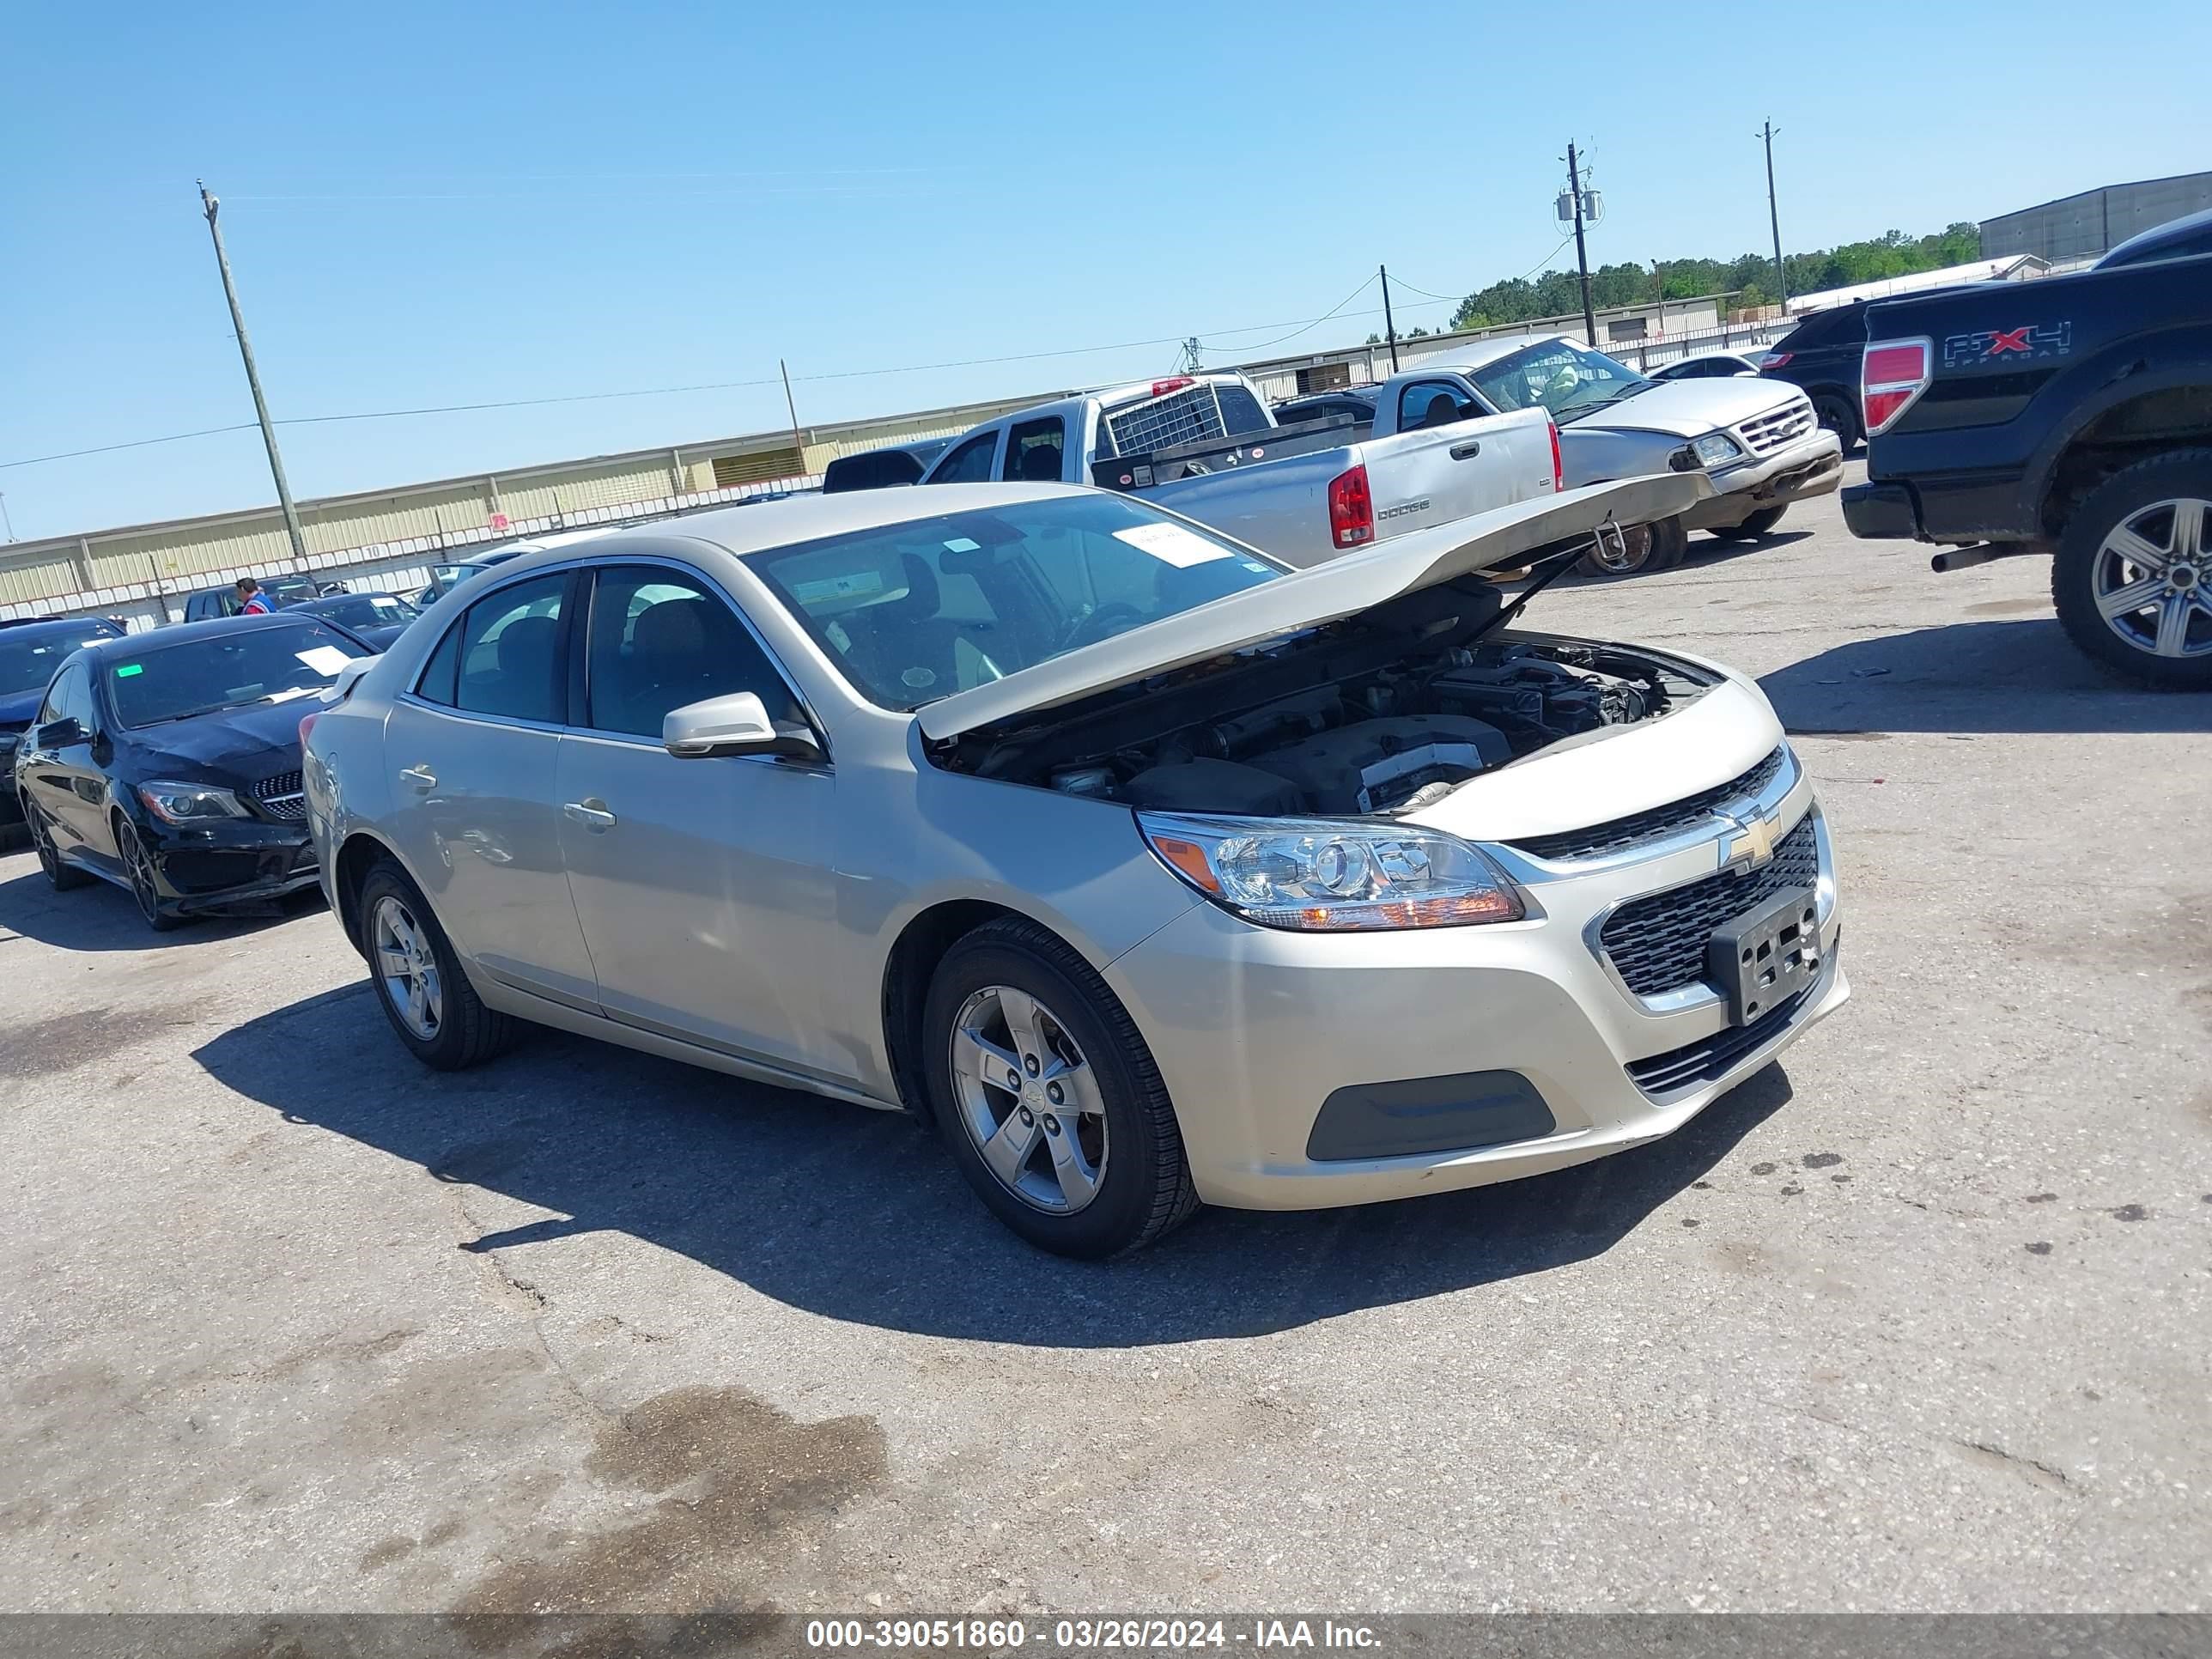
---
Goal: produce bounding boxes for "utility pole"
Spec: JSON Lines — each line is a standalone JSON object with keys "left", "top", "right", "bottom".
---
{"left": 1566, "top": 141, "right": 1596, "bottom": 347}
{"left": 0, "top": 493, "right": 15, "bottom": 543}
{"left": 198, "top": 183, "right": 308, "bottom": 567}
{"left": 1177, "top": 337, "right": 1204, "bottom": 375}
{"left": 1378, "top": 264, "right": 1401, "bottom": 372}
{"left": 779, "top": 359, "right": 807, "bottom": 477}
{"left": 1759, "top": 122, "right": 1787, "bottom": 309}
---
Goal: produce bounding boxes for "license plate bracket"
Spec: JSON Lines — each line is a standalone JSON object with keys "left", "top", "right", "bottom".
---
{"left": 1707, "top": 884, "right": 1820, "bottom": 1025}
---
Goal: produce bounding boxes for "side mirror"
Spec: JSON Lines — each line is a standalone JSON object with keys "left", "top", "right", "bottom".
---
{"left": 663, "top": 692, "right": 822, "bottom": 762}
{"left": 33, "top": 717, "right": 85, "bottom": 750}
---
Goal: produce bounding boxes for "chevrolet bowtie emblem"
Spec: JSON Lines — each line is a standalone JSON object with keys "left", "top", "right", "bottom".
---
{"left": 1723, "top": 811, "right": 1778, "bottom": 866}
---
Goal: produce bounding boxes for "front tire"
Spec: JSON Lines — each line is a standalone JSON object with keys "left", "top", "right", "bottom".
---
{"left": 923, "top": 917, "right": 1198, "bottom": 1258}
{"left": 1578, "top": 518, "right": 1670, "bottom": 578}
{"left": 357, "top": 859, "right": 518, "bottom": 1069}
{"left": 2051, "top": 450, "right": 2212, "bottom": 690}
{"left": 115, "top": 817, "right": 180, "bottom": 933}
{"left": 1710, "top": 506, "right": 1789, "bottom": 542}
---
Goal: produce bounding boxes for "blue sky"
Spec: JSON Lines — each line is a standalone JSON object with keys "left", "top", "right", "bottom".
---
{"left": 3, "top": 0, "right": 2205, "bottom": 543}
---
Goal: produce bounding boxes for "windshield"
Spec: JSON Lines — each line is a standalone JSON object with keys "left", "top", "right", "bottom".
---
{"left": 746, "top": 495, "right": 1283, "bottom": 711}
{"left": 104, "top": 623, "right": 372, "bottom": 728}
{"left": 1466, "top": 340, "right": 1654, "bottom": 422}
{"left": 324, "top": 594, "right": 421, "bottom": 628}
{"left": 0, "top": 628, "right": 118, "bottom": 697}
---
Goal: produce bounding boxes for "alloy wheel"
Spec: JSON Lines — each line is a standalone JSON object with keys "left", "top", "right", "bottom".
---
{"left": 2092, "top": 496, "right": 2212, "bottom": 660}
{"left": 121, "top": 824, "right": 167, "bottom": 924}
{"left": 946, "top": 985, "right": 1109, "bottom": 1215}
{"left": 30, "top": 809, "right": 60, "bottom": 880}
{"left": 371, "top": 894, "right": 444, "bottom": 1042}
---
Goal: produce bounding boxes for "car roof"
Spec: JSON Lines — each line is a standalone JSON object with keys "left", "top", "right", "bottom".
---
{"left": 477, "top": 482, "right": 1100, "bottom": 571}
{"left": 0, "top": 616, "right": 124, "bottom": 640}
{"left": 2097, "top": 206, "right": 2212, "bottom": 269}
{"left": 81, "top": 611, "right": 331, "bottom": 658}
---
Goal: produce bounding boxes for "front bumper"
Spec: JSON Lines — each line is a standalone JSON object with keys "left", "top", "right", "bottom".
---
{"left": 1103, "top": 763, "right": 1847, "bottom": 1212}
{"left": 1683, "top": 431, "right": 1844, "bottom": 530}
{"left": 143, "top": 819, "right": 323, "bottom": 915}
{"left": 1841, "top": 479, "right": 1923, "bottom": 541}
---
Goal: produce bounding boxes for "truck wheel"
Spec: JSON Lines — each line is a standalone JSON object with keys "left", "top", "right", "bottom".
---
{"left": 1710, "top": 507, "right": 1789, "bottom": 542}
{"left": 1814, "top": 393, "right": 1861, "bottom": 450}
{"left": 2051, "top": 450, "right": 2212, "bottom": 690}
{"left": 925, "top": 917, "right": 1199, "bottom": 1258}
{"left": 1579, "top": 520, "right": 1663, "bottom": 578}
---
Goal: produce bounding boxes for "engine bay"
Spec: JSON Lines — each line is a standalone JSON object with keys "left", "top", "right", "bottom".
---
{"left": 936, "top": 591, "right": 1717, "bottom": 818}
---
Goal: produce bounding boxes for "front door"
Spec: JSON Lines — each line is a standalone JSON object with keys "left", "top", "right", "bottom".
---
{"left": 382, "top": 570, "right": 598, "bottom": 1010}
{"left": 17, "top": 661, "right": 111, "bottom": 863}
{"left": 553, "top": 562, "right": 839, "bottom": 1076}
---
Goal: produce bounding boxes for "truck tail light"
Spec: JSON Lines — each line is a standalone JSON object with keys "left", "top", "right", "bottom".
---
{"left": 1547, "top": 419, "right": 1564, "bottom": 491}
{"left": 1862, "top": 337, "right": 1933, "bottom": 436}
{"left": 1328, "top": 464, "right": 1375, "bottom": 548}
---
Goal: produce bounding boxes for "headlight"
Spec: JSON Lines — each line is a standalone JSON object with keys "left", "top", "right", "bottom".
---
{"left": 1692, "top": 431, "right": 1744, "bottom": 469}
{"left": 1138, "top": 812, "right": 1524, "bottom": 931}
{"left": 137, "top": 781, "right": 249, "bottom": 823}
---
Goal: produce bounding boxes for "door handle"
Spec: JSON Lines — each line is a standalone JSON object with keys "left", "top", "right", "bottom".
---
{"left": 399, "top": 764, "right": 437, "bottom": 791}
{"left": 562, "top": 799, "right": 617, "bottom": 832}
{"left": 1449, "top": 440, "right": 1483, "bottom": 460}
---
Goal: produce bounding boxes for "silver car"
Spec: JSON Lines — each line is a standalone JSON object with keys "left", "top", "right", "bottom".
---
{"left": 304, "top": 479, "right": 1847, "bottom": 1256}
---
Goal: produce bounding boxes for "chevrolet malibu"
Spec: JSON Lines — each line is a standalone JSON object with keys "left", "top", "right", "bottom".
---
{"left": 304, "top": 479, "right": 1847, "bottom": 1256}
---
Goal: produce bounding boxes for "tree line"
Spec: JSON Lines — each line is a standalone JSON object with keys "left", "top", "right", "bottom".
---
{"left": 1367, "top": 224, "right": 1983, "bottom": 342}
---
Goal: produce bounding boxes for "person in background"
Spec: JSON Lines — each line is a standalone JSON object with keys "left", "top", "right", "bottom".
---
{"left": 235, "top": 577, "right": 273, "bottom": 616}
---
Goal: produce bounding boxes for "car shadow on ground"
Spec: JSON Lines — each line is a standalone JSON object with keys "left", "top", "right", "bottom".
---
{"left": 193, "top": 981, "right": 1792, "bottom": 1347}
{"left": 1762, "top": 618, "right": 2212, "bottom": 736}
{"left": 0, "top": 860, "right": 318, "bottom": 952}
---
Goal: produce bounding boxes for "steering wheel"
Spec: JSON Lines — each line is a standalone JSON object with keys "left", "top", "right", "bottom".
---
{"left": 1061, "top": 602, "right": 1152, "bottom": 651}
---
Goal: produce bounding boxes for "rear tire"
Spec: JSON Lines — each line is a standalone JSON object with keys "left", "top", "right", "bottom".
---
{"left": 357, "top": 859, "right": 519, "bottom": 1069}
{"left": 924, "top": 917, "right": 1199, "bottom": 1258}
{"left": 1814, "top": 392, "right": 1861, "bottom": 450}
{"left": 1646, "top": 515, "right": 1689, "bottom": 570}
{"left": 27, "top": 801, "right": 93, "bottom": 891}
{"left": 2051, "top": 449, "right": 2212, "bottom": 690}
{"left": 1710, "top": 506, "right": 1788, "bottom": 542}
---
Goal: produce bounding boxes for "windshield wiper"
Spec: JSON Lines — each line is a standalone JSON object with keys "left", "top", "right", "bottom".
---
{"left": 132, "top": 702, "right": 249, "bottom": 726}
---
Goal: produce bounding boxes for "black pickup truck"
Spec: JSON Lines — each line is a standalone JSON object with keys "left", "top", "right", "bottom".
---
{"left": 1843, "top": 208, "right": 2212, "bottom": 687}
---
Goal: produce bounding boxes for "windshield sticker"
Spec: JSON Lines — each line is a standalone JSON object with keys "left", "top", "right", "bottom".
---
{"left": 790, "top": 571, "right": 885, "bottom": 605}
{"left": 295, "top": 646, "right": 355, "bottom": 676}
{"left": 1112, "top": 522, "right": 1231, "bottom": 568}
{"left": 114, "top": 664, "right": 145, "bottom": 678}
{"left": 942, "top": 537, "right": 981, "bottom": 553}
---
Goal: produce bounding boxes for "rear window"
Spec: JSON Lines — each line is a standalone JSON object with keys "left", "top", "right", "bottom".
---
{"left": 105, "top": 623, "right": 370, "bottom": 729}
{"left": 745, "top": 495, "right": 1281, "bottom": 712}
{"left": 1772, "top": 303, "right": 1868, "bottom": 351}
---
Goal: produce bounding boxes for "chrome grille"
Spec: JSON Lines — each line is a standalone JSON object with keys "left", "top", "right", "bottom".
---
{"left": 1736, "top": 398, "right": 1816, "bottom": 454}
{"left": 1510, "top": 746, "right": 1787, "bottom": 864}
{"left": 1599, "top": 814, "right": 1820, "bottom": 997}
{"left": 252, "top": 769, "right": 307, "bottom": 821}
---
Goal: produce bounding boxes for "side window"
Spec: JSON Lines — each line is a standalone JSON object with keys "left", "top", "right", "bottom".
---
{"left": 929, "top": 431, "right": 1000, "bottom": 484}
{"left": 584, "top": 565, "right": 804, "bottom": 741}
{"left": 1000, "top": 416, "right": 1066, "bottom": 483}
{"left": 455, "top": 574, "right": 568, "bottom": 724}
{"left": 414, "top": 617, "right": 465, "bottom": 706}
{"left": 1397, "top": 380, "right": 1477, "bottom": 431}
{"left": 41, "top": 663, "right": 92, "bottom": 728}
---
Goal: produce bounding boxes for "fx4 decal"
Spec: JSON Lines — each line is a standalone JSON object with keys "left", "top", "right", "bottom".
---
{"left": 1943, "top": 323, "right": 2072, "bottom": 368}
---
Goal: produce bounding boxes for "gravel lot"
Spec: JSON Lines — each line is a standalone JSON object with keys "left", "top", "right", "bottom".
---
{"left": 3, "top": 465, "right": 2207, "bottom": 1615}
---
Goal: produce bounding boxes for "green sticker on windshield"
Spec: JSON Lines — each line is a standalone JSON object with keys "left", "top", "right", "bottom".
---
{"left": 115, "top": 664, "right": 144, "bottom": 678}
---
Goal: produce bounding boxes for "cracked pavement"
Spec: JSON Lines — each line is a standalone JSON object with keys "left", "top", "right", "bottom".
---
{"left": 2, "top": 467, "right": 2208, "bottom": 1613}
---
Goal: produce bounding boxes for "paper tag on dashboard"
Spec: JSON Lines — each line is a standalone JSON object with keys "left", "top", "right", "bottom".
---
{"left": 1112, "top": 522, "right": 1230, "bottom": 568}
{"left": 296, "top": 646, "right": 355, "bottom": 675}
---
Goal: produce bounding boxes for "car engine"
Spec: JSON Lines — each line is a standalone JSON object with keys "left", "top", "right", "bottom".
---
{"left": 1032, "top": 640, "right": 1685, "bottom": 817}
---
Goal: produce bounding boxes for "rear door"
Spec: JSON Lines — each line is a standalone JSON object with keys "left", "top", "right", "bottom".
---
{"left": 1362, "top": 382, "right": 1556, "bottom": 538}
{"left": 380, "top": 570, "right": 599, "bottom": 1010}
{"left": 553, "top": 561, "right": 840, "bottom": 1076}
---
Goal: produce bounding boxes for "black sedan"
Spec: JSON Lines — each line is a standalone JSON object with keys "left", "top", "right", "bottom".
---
{"left": 11, "top": 612, "right": 376, "bottom": 931}
{"left": 1, "top": 617, "right": 129, "bottom": 835}
{"left": 293, "top": 590, "right": 424, "bottom": 649}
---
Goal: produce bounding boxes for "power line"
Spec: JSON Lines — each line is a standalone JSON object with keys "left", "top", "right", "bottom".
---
{"left": 1, "top": 423, "right": 263, "bottom": 470}
{"left": 1195, "top": 272, "right": 1377, "bottom": 356}
{"left": 1384, "top": 276, "right": 1462, "bottom": 302}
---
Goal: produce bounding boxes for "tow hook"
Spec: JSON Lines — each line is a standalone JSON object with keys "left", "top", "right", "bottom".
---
{"left": 1592, "top": 517, "right": 1629, "bottom": 563}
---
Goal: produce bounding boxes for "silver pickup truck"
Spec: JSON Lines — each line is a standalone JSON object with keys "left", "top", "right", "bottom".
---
{"left": 915, "top": 372, "right": 1562, "bottom": 568}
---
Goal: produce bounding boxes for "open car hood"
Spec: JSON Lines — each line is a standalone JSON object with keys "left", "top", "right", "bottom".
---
{"left": 915, "top": 474, "right": 1709, "bottom": 743}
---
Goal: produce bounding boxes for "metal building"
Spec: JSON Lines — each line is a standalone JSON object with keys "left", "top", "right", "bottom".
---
{"left": 1981, "top": 171, "right": 2212, "bottom": 264}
